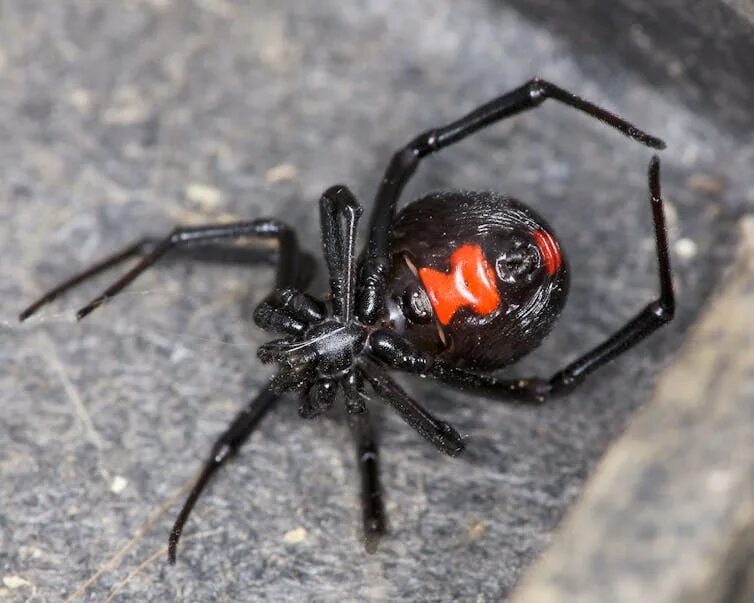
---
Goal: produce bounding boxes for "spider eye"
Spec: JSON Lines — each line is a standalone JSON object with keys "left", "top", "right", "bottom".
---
{"left": 495, "top": 242, "right": 540, "bottom": 284}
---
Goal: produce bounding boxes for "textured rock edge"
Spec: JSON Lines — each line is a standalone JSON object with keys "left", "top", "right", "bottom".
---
{"left": 511, "top": 216, "right": 754, "bottom": 603}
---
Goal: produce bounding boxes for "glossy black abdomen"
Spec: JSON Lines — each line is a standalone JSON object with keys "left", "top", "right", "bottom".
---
{"left": 386, "top": 191, "right": 569, "bottom": 371}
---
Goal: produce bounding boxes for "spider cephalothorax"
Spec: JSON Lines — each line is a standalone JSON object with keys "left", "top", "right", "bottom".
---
{"left": 252, "top": 189, "right": 375, "bottom": 419}
{"left": 20, "top": 78, "right": 674, "bottom": 562}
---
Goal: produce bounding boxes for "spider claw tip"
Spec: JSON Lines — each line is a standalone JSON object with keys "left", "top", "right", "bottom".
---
{"left": 167, "top": 540, "right": 178, "bottom": 565}
{"left": 76, "top": 305, "right": 96, "bottom": 321}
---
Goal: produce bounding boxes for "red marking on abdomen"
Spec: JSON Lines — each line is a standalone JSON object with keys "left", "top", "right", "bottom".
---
{"left": 533, "top": 229, "right": 562, "bottom": 275}
{"left": 418, "top": 244, "right": 501, "bottom": 326}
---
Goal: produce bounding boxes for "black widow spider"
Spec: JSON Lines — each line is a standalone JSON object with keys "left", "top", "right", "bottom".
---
{"left": 20, "top": 78, "right": 674, "bottom": 562}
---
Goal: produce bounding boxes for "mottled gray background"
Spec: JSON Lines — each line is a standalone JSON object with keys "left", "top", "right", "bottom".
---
{"left": 0, "top": 1, "right": 751, "bottom": 601}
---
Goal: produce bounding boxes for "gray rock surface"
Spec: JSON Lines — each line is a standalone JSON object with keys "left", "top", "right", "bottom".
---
{"left": 0, "top": 1, "right": 751, "bottom": 601}
{"left": 506, "top": 0, "right": 754, "bottom": 133}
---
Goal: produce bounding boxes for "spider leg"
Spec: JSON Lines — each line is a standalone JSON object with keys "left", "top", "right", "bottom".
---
{"left": 347, "top": 408, "right": 385, "bottom": 553}
{"left": 319, "top": 185, "right": 362, "bottom": 322}
{"left": 20, "top": 219, "right": 302, "bottom": 321}
{"left": 299, "top": 379, "right": 337, "bottom": 418}
{"left": 19, "top": 237, "right": 159, "bottom": 321}
{"left": 19, "top": 241, "right": 310, "bottom": 323}
{"left": 536, "top": 155, "right": 674, "bottom": 395}
{"left": 371, "top": 157, "right": 674, "bottom": 403}
{"left": 370, "top": 327, "right": 549, "bottom": 403}
{"left": 253, "top": 288, "right": 327, "bottom": 336}
{"left": 168, "top": 382, "right": 280, "bottom": 563}
{"left": 357, "top": 77, "right": 665, "bottom": 323}
{"left": 171, "top": 224, "right": 317, "bottom": 562}
{"left": 361, "top": 358, "right": 464, "bottom": 456}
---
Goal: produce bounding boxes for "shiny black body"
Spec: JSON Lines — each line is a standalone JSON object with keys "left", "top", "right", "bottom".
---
{"left": 388, "top": 191, "right": 569, "bottom": 370}
{"left": 20, "top": 79, "right": 675, "bottom": 561}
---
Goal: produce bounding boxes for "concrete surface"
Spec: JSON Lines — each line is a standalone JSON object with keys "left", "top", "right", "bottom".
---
{"left": 0, "top": 1, "right": 751, "bottom": 601}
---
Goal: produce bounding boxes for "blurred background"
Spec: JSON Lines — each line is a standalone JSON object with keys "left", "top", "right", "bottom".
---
{"left": 1, "top": 1, "right": 752, "bottom": 601}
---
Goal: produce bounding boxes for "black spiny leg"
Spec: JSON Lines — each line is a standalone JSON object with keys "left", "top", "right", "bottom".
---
{"left": 253, "top": 288, "right": 327, "bottom": 336}
{"left": 19, "top": 238, "right": 160, "bottom": 321}
{"left": 20, "top": 219, "right": 301, "bottom": 321}
{"left": 166, "top": 216, "right": 313, "bottom": 562}
{"left": 168, "top": 384, "right": 280, "bottom": 563}
{"left": 362, "top": 359, "right": 465, "bottom": 456}
{"left": 347, "top": 409, "right": 385, "bottom": 553}
{"left": 370, "top": 157, "right": 674, "bottom": 403}
{"left": 357, "top": 78, "right": 666, "bottom": 323}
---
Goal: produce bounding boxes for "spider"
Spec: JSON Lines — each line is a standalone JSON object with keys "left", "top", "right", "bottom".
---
{"left": 20, "top": 79, "right": 674, "bottom": 563}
